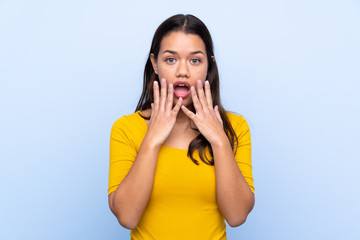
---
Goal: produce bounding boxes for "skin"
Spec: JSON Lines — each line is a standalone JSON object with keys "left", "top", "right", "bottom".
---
{"left": 108, "top": 31, "right": 255, "bottom": 230}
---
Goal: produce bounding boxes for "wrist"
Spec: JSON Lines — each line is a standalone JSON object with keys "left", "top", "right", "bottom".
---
{"left": 209, "top": 132, "right": 230, "bottom": 149}
{"left": 142, "top": 134, "right": 162, "bottom": 150}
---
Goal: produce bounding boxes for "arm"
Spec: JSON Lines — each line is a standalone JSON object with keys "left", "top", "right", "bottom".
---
{"left": 108, "top": 79, "right": 182, "bottom": 229}
{"left": 181, "top": 80, "right": 254, "bottom": 227}
{"left": 212, "top": 134, "right": 255, "bottom": 227}
{"left": 108, "top": 137, "right": 161, "bottom": 230}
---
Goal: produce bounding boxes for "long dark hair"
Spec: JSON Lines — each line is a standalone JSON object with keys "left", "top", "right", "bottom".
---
{"left": 135, "top": 14, "right": 238, "bottom": 165}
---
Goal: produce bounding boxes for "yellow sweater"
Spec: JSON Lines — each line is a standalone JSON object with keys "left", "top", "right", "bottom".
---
{"left": 108, "top": 111, "right": 254, "bottom": 240}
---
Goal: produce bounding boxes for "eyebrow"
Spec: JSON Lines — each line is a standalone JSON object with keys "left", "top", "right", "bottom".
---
{"left": 162, "top": 50, "right": 204, "bottom": 55}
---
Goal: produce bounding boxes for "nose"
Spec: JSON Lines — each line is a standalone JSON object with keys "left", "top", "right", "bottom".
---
{"left": 176, "top": 60, "right": 190, "bottom": 78}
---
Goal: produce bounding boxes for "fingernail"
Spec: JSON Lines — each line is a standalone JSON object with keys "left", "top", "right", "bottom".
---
{"left": 191, "top": 86, "right": 195, "bottom": 92}
{"left": 179, "top": 97, "right": 183, "bottom": 101}
{"left": 161, "top": 78, "right": 166, "bottom": 84}
{"left": 168, "top": 83, "right": 172, "bottom": 90}
{"left": 205, "top": 80, "right": 209, "bottom": 85}
{"left": 197, "top": 80, "right": 202, "bottom": 85}
{"left": 154, "top": 81, "right": 157, "bottom": 86}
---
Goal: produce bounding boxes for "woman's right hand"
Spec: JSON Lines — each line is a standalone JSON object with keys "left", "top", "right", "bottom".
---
{"left": 145, "top": 78, "right": 182, "bottom": 147}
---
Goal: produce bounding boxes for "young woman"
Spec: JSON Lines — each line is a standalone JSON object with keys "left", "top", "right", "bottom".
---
{"left": 108, "top": 14, "right": 255, "bottom": 240}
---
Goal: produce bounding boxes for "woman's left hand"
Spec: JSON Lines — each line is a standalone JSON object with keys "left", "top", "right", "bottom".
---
{"left": 181, "top": 80, "right": 227, "bottom": 145}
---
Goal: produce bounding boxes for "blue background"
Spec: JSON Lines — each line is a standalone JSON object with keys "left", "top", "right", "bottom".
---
{"left": 1, "top": 0, "right": 359, "bottom": 239}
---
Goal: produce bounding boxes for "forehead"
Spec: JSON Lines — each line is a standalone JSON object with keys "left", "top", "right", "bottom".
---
{"left": 159, "top": 31, "right": 206, "bottom": 54}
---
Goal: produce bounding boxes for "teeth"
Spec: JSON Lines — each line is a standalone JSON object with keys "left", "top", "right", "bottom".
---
{"left": 178, "top": 84, "right": 185, "bottom": 87}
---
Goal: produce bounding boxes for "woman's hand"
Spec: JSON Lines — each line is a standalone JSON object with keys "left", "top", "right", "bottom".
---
{"left": 145, "top": 78, "right": 183, "bottom": 147}
{"left": 181, "top": 80, "right": 227, "bottom": 146}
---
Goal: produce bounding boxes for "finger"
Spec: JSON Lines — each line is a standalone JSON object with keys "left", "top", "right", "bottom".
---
{"left": 172, "top": 97, "right": 182, "bottom": 116}
{"left": 196, "top": 80, "right": 208, "bottom": 112}
{"left": 166, "top": 83, "right": 173, "bottom": 112}
{"left": 149, "top": 103, "right": 154, "bottom": 122}
{"left": 153, "top": 81, "right": 160, "bottom": 109}
{"left": 190, "top": 86, "right": 202, "bottom": 113}
{"left": 160, "top": 78, "right": 167, "bottom": 110}
{"left": 181, "top": 105, "right": 196, "bottom": 120}
{"left": 214, "top": 105, "right": 223, "bottom": 125}
{"left": 204, "top": 80, "right": 213, "bottom": 109}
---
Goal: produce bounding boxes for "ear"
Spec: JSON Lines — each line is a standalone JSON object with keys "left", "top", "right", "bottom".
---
{"left": 150, "top": 53, "right": 158, "bottom": 74}
{"left": 211, "top": 56, "right": 215, "bottom": 63}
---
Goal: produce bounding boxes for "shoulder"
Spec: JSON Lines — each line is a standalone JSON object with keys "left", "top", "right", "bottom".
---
{"left": 113, "top": 111, "right": 139, "bottom": 126}
{"left": 225, "top": 111, "right": 251, "bottom": 138}
{"left": 110, "top": 111, "right": 148, "bottom": 151}
{"left": 226, "top": 111, "right": 245, "bottom": 122}
{"left": 111, "top": 111, "right": 145, "bottom": 134}
{"left": 226, "top": 111, "right": 248, "bottom": 128}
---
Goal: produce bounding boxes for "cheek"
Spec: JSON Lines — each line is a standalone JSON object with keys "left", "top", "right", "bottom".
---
{"left": 193, "top": 66, "right": 208, "bottom": 79}
{"left": 156, "top": 64, "right": 172, "bottom": 78}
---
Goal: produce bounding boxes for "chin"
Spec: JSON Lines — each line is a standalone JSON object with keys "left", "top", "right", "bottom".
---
{"left": 183, "top": 102, "right": 194, "bottom": 109}
{"left": 175, "top": 96, "right": 191, "bottom": 103}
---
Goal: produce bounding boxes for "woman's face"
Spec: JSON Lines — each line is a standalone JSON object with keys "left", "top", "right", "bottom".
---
{"left": 150, "top": 31, "right": 209, "bottom": 107}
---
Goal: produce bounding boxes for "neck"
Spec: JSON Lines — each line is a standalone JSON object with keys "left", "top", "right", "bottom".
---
{"left": 176, "top": 109, "right": 191, "bottom": 123}
{"left": 176, "top": 110, "right": 191, "bottom": 125}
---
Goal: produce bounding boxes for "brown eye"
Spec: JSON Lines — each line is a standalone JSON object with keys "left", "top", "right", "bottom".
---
{"left": 190, "top": 59, "right": 201, "bottom": 64}
{"left": 166, "top": 58, "right": 176, "bottom": 63}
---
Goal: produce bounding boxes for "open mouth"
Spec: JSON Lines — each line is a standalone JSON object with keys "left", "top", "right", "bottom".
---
{"left": 173, "top": 81, "right": 190, "bottom": 98}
